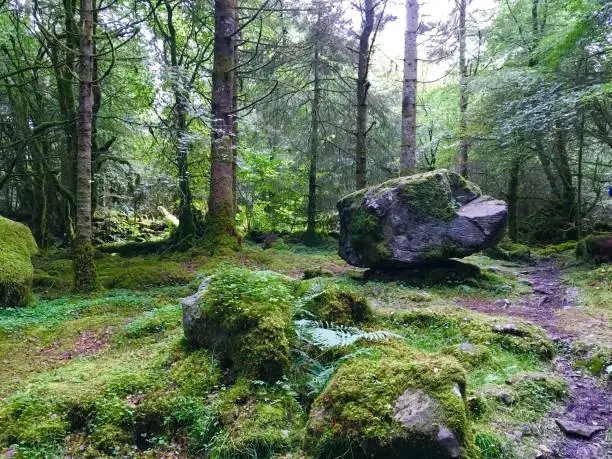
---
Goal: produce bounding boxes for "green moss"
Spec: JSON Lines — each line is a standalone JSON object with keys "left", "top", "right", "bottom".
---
{"left": 486, "top": 239, "right": 534, "bottom": 263}
{"left": 304, "top": 341, "right": 478, "bottom": 459}
{"left": 212, "top": 378, "right": 305, "bottom": 458}
{"left": 73, "top": 242, "right": 98, "bottom": 292}
{"left": 185, "top": 268, "right": 295, "bottom": 382}
{"left": 298, "top": 281, "right": 373, "bottom": 325}
{"left": 0, "top": 216, "right": 38, "bottom": 307}
{"left": 395, "top": 308, "right": 554, "bottom": 360}
{"left": 441, "top": 343, "right": 493, "bottom": 369}
{"left": 397, "top": 170, "right": 457, "bottom": 220}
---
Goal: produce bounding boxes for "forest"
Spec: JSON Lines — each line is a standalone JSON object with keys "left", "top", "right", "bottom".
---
{"left": 0, "top": 0, "right": 610, "bottom": 457}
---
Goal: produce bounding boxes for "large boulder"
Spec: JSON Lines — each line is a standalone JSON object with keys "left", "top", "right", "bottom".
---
{"left": 338, "top": 170, "right": 507, "bottom": 268}
{"left": 576, "top": 233, "right": 612, "bottom": 263}
{"left": 0, "top": 216, "right": 38, "bottom": 307}
{"left": 304, "top": 342, "right": 478, "bottom": 459}
{"left": 182, "top": 268, "right": 295, "bottom": 382}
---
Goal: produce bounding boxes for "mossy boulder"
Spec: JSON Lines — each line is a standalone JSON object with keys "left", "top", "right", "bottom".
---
{"left": 304, "top": 342, "right": 478, "bottom": 459}
{"left": 298, "top": 282, "right": 372, "bottom": 325}
{"left": 486, "top": 238, "right": 534, "bottom": 263}
{"left": 338, "top": 169, "right": 507, "bottom": 268}
{"left": 576, "top": 233, "right": 612, "bottom": 263}
{"left": 182, "top": 268, "right": 295, "bottom": 382}
{"left": 0, "top": 216, "right": 38, "bottom": 307}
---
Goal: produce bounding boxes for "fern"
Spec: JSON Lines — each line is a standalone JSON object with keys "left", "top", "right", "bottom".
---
{"left": 294, "top": 319, "right": 400, "bottom": 348}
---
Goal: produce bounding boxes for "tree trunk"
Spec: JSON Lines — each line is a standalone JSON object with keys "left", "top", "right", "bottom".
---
{"left": 306, "top": 12, "right": 322, "bottom": 242}
{"left": 507, "top": 156, "right": 521, "bottom": 242}
{"left": 576, "top": 114, "right": 585, "bottom": 240}
{"left": 457, "top": 0, "right": 469, "bottom": 178}
{"left": 400, "top": 0, "right": 418, "bottom": 175}
{"left": 74, "top": 0, "right": 97, "bottom": 291}
{"left": 166, "top": 1, "right": 196, "bottom": 240}
{"left": 552, "top": 124, "right": 575, "bottom": 234}
{"left": 355, "top": 0, "right": 374, "bottom": 190}
{"left": 205, "top": 0, "right": 238, "bottom": 245}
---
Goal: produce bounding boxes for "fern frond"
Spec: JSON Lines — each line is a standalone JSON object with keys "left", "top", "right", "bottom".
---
{"left": 294, "top": 319, "right": 400, "bottom": 348}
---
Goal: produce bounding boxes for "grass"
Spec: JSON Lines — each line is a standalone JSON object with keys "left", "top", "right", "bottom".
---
{"left": 1, "top": 238, "right": 605, "bottom": 458}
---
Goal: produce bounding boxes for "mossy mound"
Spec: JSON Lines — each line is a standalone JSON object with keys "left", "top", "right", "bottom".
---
{"left": 0, "top": 216, "right": 38, "bottom": 307}
{"left": 298, "top": 281, "right": 372, "bottom": 325}
{"left": 396, "top": 308, "right": 554, "bottom": 360}
{"left": 182, "top": 268, "right": 295, "bottom": 382}
{"left": 486, "top": 238, "right": 534, "bottom": 263}
{"left": 304, "top": 341, "right": 478, "bottom": 459}
{"left": 576, "top": 233, "right": 612, "bottom": 263}
{"left": 213, "top": 378, "right": 305, "bottom": 458}
{"left": 441, "top": 342, "right": 493, "bottom": 369}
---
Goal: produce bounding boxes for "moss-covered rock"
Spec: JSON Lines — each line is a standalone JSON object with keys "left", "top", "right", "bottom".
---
{"left": 298, "top": 282, "right": 372, "bottom": 325}
{"left": 182, "top": 268, "right": 295, "bottom": 382}
{"left": 304, "top": 342, "right": 478, "bottom": 459}
{"left": 576, "top": 233, "right": 612, "bottom": 263}
{"left": 338, "top": 169, "right": 507, "bottom": 268}
{"left": 0, "top": 216, "right": 38, "bottom": 307}
{"left": 486, "top": 238, "right": 535, "bottom": 263}
{"left": 441, "top": 342, "right": 492, "bottom": 369}
{"left": 396, "top": 308, "right": 554, "bottom": 360}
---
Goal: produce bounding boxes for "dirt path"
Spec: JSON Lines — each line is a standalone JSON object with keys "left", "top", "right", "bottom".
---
{"left": 459, "top": 262, "right": 611, "bottom": 459}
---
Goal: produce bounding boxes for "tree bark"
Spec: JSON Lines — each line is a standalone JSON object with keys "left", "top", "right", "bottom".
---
{"left": 205, "top": 0, "right": 238, "bottom": 244}
{"left": 74, "top": 0, "right": 97, "bottom": 291}
{"left": 165, "top": 1, "right": 196, "bottom": 240}
{"left": 507, "top": 156, "right": 521, "bottom": 241}
{"left": 400, "top": 0, "right": 418, "bottom": 175}
{"left": 355, "top": 0, "right": 374, "bottom": 190}
{"left": 457, "top": 0, "right": 469, "bottom": 178}
{"left": 552, "top": 124, "right": 575, "bottom": 233}
{"left": 306, "top": 10, "right": 322, "bottom": 242}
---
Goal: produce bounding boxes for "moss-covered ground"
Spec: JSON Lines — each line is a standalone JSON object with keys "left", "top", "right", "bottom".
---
{"left": 0, "top": 238, "right": 608, "bottom": 458}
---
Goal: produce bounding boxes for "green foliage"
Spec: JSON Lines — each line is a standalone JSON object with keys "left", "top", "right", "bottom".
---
{"left": 474, "top": 431, "right": 516, "bottom": 459}
{"left": 122, "top": 304, "right": 181, "bottom": 339}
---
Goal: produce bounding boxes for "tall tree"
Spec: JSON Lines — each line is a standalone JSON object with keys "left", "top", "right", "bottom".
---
{"left": 305, "top": 6, "right": 322, "bottom": 242}
{"left": 74, "top": 0, "right": 97, "bottom": 291}
{"left": 456, "top": 0, "right": 469, "bottom": 178}
{"left": 400, "top": 0, "right": 418, "bottom": 175}
{"left": 355, "top": 0, "right": 374, "bottom": 190}
{"left": 205, "top": 0, "right": 238, "bottom": 245}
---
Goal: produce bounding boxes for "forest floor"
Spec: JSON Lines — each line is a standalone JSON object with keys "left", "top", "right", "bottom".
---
{"left": 0, "top": 239, "right": 610, "bottom": 458}
{"left": 459, "top": 261, "right": 612, "bottom": 458}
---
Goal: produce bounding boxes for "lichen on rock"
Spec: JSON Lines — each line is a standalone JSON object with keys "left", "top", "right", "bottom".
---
{"left": 304, "top": 341, "right": 478, "bottom": 459}
{"left": 0, "top": 216, "right": 38, "bottom": 307}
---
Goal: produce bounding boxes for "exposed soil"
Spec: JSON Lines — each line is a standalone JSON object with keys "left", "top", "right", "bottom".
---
{"left": 40, "top": 328, "right": 111, "bottom": 361}
{"left": 459, "top": 262, "right": 611, "bottom": 459}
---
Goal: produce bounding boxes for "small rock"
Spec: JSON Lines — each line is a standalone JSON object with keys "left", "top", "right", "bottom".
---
{"left": 494, "top": 299, "right": 511, "bottom": 308}
{"left": 534, "top": 286, "right": 554, "bottom": 295}
{"left": 535, "top": 445, "right": 554, "bottom": 459}
{"left": 493, "top": 323, "right": 527, "bottom": 337}
{"left": 555, "top": 419, "right": 605, "bottom": 438}
{"left": 520, "top": 279, "right": 534, "bottom": 286}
